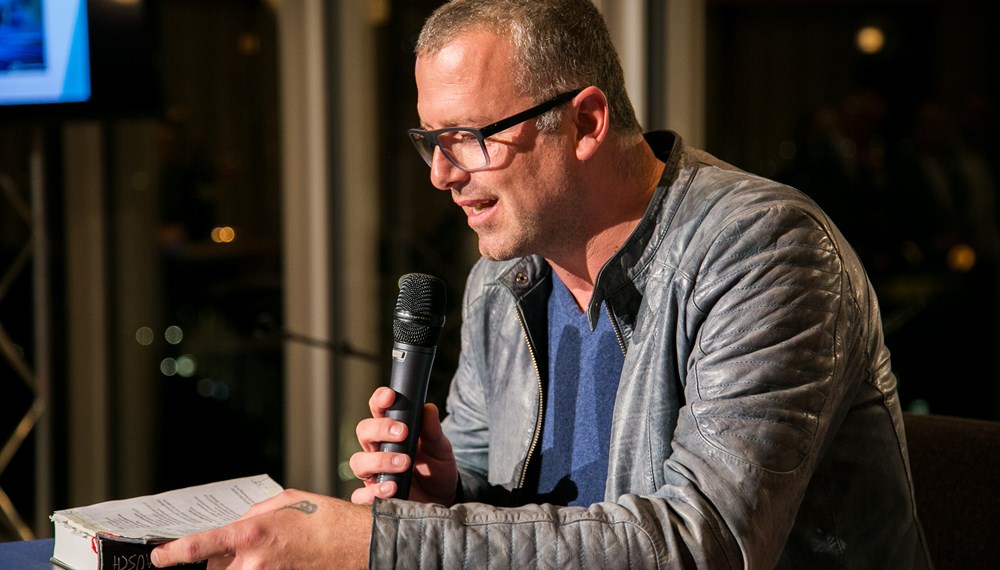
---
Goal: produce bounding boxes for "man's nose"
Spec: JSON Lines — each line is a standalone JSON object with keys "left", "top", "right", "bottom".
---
{"left": 429, "top": 147, "right": 470, "bottom": 191}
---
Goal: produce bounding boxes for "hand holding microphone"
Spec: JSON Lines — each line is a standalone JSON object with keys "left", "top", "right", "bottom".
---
{"left": 373, "top": 273, "right": 447, "bottom": 500}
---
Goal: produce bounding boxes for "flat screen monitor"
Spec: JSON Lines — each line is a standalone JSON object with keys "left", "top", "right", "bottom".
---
{"left": 0, "top": 0, "right": 161, "bottom": 121}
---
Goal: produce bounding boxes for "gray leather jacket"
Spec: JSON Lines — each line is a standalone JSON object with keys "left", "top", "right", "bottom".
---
{"left": 370, "top": 132, "right": 931, "bottom": 568}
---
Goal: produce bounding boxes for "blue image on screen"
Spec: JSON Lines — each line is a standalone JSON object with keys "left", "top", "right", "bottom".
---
{"left": 0, "top": 0, "right": 90, "bottom": 106}
{"left": 0, "top": 0, "right": 46, "bottom": 72}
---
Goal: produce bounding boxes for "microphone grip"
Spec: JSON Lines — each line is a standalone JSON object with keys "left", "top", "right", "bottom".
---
{"left": 376, "top": 341, "right": 437, "bottom": 499}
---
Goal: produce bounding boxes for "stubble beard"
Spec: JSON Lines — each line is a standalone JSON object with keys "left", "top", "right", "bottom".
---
{"left": 473, "top": 217, "right": 540, "bottom": 261}
{"left": 474, "top": 190, "right": 581, "bottom": 263}
{"left": 473, "top": 152, "right": 583, "bottom": 262}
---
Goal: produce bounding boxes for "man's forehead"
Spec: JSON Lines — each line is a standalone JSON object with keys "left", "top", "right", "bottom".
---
{"left": 417, "top": 31, "right": 512, "bottom": 88}
{"left": 414, "top": 31, "right": 522, "bottom": 126}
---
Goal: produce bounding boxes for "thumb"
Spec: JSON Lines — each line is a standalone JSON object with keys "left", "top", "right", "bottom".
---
{"left": 419, "top": 403, "right": 452, "bottom": 457}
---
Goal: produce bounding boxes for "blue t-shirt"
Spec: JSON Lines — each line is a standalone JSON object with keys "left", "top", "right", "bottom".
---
{"left": 533, "top": 271, "right": 625, "bottom": 506}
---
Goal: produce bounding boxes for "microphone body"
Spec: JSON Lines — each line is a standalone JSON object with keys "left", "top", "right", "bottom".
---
{"left": 377, "top": 341, "right": 436, "bottom": 498}
{"left": 376, "top": 273, "right": 446, "bottom": 499}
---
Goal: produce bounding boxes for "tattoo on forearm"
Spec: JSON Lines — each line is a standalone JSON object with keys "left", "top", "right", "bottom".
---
{"left": 279, "top": 500, "right": 318, "bottom": 515}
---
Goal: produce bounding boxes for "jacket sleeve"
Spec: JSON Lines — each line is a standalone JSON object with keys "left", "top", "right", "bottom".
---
{"left": 368, "top": 200, "right": 865, "bottom": 569}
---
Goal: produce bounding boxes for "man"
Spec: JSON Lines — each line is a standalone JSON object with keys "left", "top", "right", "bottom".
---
{"left": 154, "top": 0, "right": 930, "bottom": 567}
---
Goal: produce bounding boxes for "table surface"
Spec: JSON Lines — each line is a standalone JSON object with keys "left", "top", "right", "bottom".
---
{"left": 0, "top": 538, "right": 61, "bottom": 569}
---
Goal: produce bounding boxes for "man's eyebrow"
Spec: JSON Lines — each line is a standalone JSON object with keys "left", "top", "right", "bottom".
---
{"left": 419, "top": 114, "right": 493, "bottom": 130}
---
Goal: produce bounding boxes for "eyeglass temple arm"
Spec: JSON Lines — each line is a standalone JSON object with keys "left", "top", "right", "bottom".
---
{"left": 478, "top": 88, "right": 584, "bottom": 138}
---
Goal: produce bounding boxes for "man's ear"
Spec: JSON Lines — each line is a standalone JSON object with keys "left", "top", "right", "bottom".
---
{"left": 572, "top": 86, "right": 610, "bottom": 161}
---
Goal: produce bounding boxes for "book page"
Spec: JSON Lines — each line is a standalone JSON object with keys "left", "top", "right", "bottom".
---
{"left": 52, "top": 474, "right": 283, "bottom": 541}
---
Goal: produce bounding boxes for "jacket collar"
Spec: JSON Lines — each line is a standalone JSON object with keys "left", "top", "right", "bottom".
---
{"left": 497, "top": 131, "right": 687, "bottom": 334}
{"left": 586, "top": 132, "right": 684, "bottom": 329}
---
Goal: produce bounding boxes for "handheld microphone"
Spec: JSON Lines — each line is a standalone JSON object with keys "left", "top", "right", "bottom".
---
{"left": 376, "top": 273, "right": 447, "bottom": 499}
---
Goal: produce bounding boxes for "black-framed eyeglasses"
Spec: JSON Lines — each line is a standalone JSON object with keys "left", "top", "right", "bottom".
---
{"left": 408, "top": 88, "right": 584, "bottom": 173}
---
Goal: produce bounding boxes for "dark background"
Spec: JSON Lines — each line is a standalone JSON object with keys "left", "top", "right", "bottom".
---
{"left": 0, "top": 0, "right": 996, "bottom": 541}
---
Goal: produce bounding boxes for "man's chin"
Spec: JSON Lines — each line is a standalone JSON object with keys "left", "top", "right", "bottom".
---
{"left": 476, "top": 237, "right": 524, "bottom": 262}
{"left": 479, "top": 250, "right": 516, "bottom": 262}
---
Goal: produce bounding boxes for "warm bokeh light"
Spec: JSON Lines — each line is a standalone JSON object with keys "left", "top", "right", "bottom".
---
{"left": 211, "top": 226, "right": 237, "bottom": 243}
{"left": 947, "top": 243, "right": 976, "bottom": 272}
{"left": 856, "top": 26, "right": 885, "bottom": 55}
{"left": 238, "top": 33, "right": 261, "bottom": 56}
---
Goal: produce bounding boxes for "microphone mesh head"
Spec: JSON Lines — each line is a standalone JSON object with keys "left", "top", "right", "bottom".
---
{"left": 393, "top": 273, "right": 447, "bottom": 347}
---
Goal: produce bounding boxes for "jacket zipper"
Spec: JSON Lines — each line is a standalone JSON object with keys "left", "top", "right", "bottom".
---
{"left": 514, "top": 304, "right": 545, "bottom": 491}
{"left": 605, "top": 303, "right": 628, "bottom": 356}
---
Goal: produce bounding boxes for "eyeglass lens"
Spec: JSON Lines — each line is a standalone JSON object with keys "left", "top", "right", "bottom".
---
{"left": 410, "top": 130, "right": 489, "bottom": 171}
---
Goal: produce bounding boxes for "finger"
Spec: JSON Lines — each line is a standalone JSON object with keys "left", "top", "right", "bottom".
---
{"left": 356, "top": 417, "right": 407, "bottom": 452}
{"left": 349, "top": 450, "right": 410, "bottom": 481}
{"left": 368, "top": 387, "right": 396, "bottom": 418}
{"left": 152, "top": 527, "right": 231, "bottom": 567}
{"left": 418, "top": 403, "right": 454, "bottom": 460}
{"left": 350, "top": 480, "right": 397, "bottom": 505}
{"left": 421, "top": 403, "right": 443, "bottom": 439}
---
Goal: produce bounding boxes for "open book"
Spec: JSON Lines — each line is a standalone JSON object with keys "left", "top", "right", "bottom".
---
{"left": 50, "top": 474, "right": 283, "bottom": 570}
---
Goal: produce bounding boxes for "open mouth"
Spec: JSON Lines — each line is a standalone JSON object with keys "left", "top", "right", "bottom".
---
{"left": 471, "top": 200, "right": 497, "bottom": 214}
{"left": 462, "top": 199, "right": 498, "bottom": 216}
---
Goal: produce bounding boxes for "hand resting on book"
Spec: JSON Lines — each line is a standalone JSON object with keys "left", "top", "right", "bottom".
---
{"left": 150, "top": 489, "right": 371, "bottom": 569}
{"left": 151, "top": 388, "right": 456, "bottom": 569}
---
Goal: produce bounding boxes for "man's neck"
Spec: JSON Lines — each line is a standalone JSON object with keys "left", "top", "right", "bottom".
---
{"left": 548, "top": 144, "right": 666, "bottom": 311}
